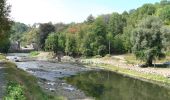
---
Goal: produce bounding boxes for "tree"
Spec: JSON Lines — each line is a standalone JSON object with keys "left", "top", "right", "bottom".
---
{"left": 132, "top": 16, "right": 164, "bottom": 66}
{"left": 157, "top": 5, "right": 170, "bottom": 25}
{"left": 86, "top": 14, "right": 95, "bottom": 24}
{"left": 81, "top": 32, "right": 95, "bottom": 57}
{"left": 65, "top": 34, "right": 76, "bottom": 56}
{"left": 0, "top": 0, "right": 12, "bottom": 53}
{"left": 45, "top": 32, "right": 58, "bottom": 53}
{"left": 38, "top": 23, "right": 55, "bottom": 50}
{"left": 161, "top": 26, "right": 170, "bottom": 51}
{"left": 108, "top": 13, "right": 125, "bottom": 36}
{"left": 106, "top": 32, "right": 113, "bottom": 54}
{"left": 113, "top": 35, "right": 125, "bottom": 54}
{"left": 92, "top": 16, "right": 107, "bottom": 56}
{"left": 10, "top": 22, "right": 29, "bottom": 42}
{"left": 21, "top": 27, "right": 38, "bottom": 46}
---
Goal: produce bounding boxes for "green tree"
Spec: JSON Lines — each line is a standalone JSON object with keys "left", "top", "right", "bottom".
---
{"left": 161, "top": 26, "right": 170, "bottom": 51}
{"left": 21, "top": 27, "right": 38, "bottom": 46}
{"left": 38, "top": 23, "right": 55, "bottom": 50}
{"left": 86, "top": 14, "right": 95, "bottom": 24}
{"left": 45, "top": 32, "right": 58, "bottom": 53}
{"left": 92, "top": 16, "right": 107, "bottom": 56}
{"left": 108, "top": 13, "right": 125, "bottom": 36}
{"left": 0, "top": 0, "right": 12, "bottom": 53}
{"left": 65, "top": 34, "right": 76, "bottom": 56}
{"left": 81, "top": 32, "right": 94, "bottom": 56}
{"left": 113, "top": 35, "right": 125, "bottom": 54}
{"left": 10, "top": 22, "right": 29, "bottom": 42}
{"left": 157, "top": 5, "right": 170, "bottom": 25}
{"left": 132, "top": 16, "right": 164, "bottom": 66}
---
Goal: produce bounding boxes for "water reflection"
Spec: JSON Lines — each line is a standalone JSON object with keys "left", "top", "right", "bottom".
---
{"left": 64, "top": 71, "right": 170, "bottom": 100}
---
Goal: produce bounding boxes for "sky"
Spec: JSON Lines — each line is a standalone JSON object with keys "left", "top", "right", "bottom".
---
{"left": 8, "top": 0, "right": 160, "bottom": 25}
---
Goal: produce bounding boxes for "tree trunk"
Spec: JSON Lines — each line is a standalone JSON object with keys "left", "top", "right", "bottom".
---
{"left": 109, "top": 41, "right": 110, "bottom": 54}
{"left": 146, "top": 56, "right": 153, "bottom": 67}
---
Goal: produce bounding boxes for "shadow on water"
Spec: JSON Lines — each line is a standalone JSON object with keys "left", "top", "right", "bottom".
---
{"left": 64, "top": 70, "right": 170, "bottom": 100}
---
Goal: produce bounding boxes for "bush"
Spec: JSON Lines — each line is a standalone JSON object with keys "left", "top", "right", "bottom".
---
{"left": 29, "top": 51, "right": 40, "bottom": 56}
{"left": 4, "top": 82, "right": 26, "bottom": 100}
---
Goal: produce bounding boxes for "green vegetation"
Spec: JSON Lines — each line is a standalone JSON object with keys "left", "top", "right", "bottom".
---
{"left": 132, "top": 16, "right": 166, "bottom": 66}
{"left": 0, "top": 54, "right": 6, "bottom": 60}
{"left": 4, "top": 82, "right": 26, "bottom": 100}
{"left": 3, "top": 61, "right": 64, "bottom": 100}
{"left": 29, "top": 51, "right": 40, "bottom": 57}
{"left": 10, "top": 22, "right": 29, "bottom": 42}
{"left": 8, "top": 1, "right": 170, "bottom": 64}
{"left": 0, "top": 0, "right": 12, "bottom": 53}
{"left": 38, "top": 23, "right": 55, "bottom": 50}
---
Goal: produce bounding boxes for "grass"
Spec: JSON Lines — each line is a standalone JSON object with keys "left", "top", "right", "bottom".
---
{"left": 2, "top": 61, "right": 65, "bottom": 100}
{"left": 4, "top": 82, "right": 26, "bottom": 100}
{"left": 124, "top": 54, "right": 142, "bottom": 64}
{"left": 85, "top": 63, "right": 170, "bottom": 85}
{"left": 0, "top": 53, "right": 6, "bottom": 60}
{"left": 166, "top": 51, "right": 170, "bottom": 56}
{"left": 29, "top": 51, "right": 40, "bottom": 57}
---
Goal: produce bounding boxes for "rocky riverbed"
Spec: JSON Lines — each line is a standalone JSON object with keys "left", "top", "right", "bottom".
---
{"left": 7, "top": 53, "right": 94, "bottom": 100}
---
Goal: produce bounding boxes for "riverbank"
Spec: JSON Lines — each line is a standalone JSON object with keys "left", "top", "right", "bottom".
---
{"left": 80, "top": 55, "right": 170, "bottom": 85}
{"left": 29, "top": 51, "right": 170, "bottom": 85}
{"left": 6, "top": 53, "right": 94, "bottom": 100}
{"left": 0, "top": 54, "right": 65, "bottom": 100}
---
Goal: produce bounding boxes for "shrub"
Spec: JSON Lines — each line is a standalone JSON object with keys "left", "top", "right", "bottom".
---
{"left": 4, "top": 82, "right": 26, "bottom": 100}
{"left": 29, "top": 51, "right": 40, "bottom": 56}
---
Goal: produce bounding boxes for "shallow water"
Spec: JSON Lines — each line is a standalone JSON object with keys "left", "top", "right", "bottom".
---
{"left": 64, "top": 70, "right": 170, "bottom": 100}
{"left": 6, "top": 53, "right": 91, "bottom": 99}
{"left": 7, "top": 53, "right": 170, "bottom": 100}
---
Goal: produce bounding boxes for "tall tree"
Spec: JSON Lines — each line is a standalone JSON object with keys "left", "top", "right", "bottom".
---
{"left": 108, "top": 13, "right": 125, "bottom": 36}
{"left": 45, "top": 32, "right": 58, "bottom": 53}
{"left": 86, "top": 14, "right": 95, "bottom": 24}
{"left": 10, "top": 22, "right": 29, "bottom": 42}
{"left": 38, "top": 23, "right": 55, "bottom": 50}
{"left": 132, "top": 16, "right": 165, "bottom": 67}
{"left": 0, "top": 0, "right": 12, "bottom": 53}
{"left": 157, "top": 5, "right": 170, "bottom": 25}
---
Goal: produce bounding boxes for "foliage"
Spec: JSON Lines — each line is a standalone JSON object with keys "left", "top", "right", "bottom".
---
{"left": 4, "top": 82, "right": 26, "bottom": 100}
{"left": 0, "top": 53, "right": 6, "bottom": 60}
{"left": 113, "top": 35, "right": 125, "bottom": 54}
{"left": 0, "top": 38, "right": 10, "bottom": 53}
{"left": 29, "top": 51, "right": 40, "bottom": 57}
{"left": 65, "top": 34, "right": 77, "bottom": 56}
{"left": 21, "top": 27, "right": 38, "bottom": 46}
{"left": 45, "top": 32, "right": 58, "bottom": 53}
{"left": 0, "top": 0, "right": 12, "bottom": 53}
{"left": 38, "top": 23, "right": 55, "bottom": 50}
{"left": 132, "top": 16, "right": 165, "bottom": 66}
{"left": 86, "top": 14, "right": 95, "bottom": 24}
{"left": 161, "top": 26, "right": 170, "bottom": 51}
{"left": 157, "top": 5, "right": 170, "bottom": 25}
{"left": 8, "top": 1, "right": 170, "bottom": 57}
{"left": 10, "top": 22, "right": 29, "bottom": 42}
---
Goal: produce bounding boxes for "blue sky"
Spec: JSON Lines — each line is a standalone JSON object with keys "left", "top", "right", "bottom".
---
{"left": 8, "top": 0, "right": 160, "bottom": 25}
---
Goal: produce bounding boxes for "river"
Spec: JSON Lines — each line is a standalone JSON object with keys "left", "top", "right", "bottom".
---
{"left": 7, "top": 53, "right": 170, "bottom": 100}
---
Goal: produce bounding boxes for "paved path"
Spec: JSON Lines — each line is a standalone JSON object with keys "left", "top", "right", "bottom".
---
{"left": 0, "top": 65, "right": 6, "bottom": 100}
